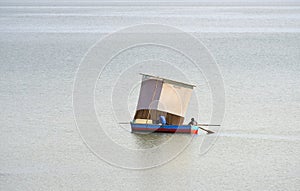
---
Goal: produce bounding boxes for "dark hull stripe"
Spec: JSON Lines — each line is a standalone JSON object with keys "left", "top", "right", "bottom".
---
{"left": 131, "top": 127, "right": 198, "bottom": 134}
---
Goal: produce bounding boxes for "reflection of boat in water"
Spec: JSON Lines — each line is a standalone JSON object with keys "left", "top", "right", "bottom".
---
{"left": 130, "top": 73, "right": 203, "bottom": 134}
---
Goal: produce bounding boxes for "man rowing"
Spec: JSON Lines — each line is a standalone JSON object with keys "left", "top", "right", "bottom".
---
{"left": 188, "top": 118, "right": 197, "bottom": 126}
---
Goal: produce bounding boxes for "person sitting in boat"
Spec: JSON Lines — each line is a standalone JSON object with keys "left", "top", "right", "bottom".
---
{"left": 159, "top": 116, "right": 167, "bottom": 125}
{"left": 188, "top": 118, "right": 198, "bottom": 126}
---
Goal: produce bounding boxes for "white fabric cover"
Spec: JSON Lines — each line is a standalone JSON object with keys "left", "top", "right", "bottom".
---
{"left": 136, "top": 76, "right": 193, "bottom": 117}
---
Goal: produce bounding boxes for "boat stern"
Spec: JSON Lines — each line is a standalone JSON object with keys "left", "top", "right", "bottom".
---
{"left": 191, "top": 125, "right": 198, "bottom": 134}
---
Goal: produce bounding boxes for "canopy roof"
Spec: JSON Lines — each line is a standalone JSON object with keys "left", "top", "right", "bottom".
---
{"left": 136, "top": 73, "right": 195, "bottom": 117}
{"left": 140, "top": 73, "right": 195, "bottom": 89}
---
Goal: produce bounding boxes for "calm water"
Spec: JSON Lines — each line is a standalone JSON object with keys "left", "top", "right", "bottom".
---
{"left": 0, "top": 1, "right": 300, "bottom": 190}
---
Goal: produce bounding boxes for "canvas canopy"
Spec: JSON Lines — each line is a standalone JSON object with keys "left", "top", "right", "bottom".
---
{"left": 134, "top": 74, "right": 195, "bottom": 125}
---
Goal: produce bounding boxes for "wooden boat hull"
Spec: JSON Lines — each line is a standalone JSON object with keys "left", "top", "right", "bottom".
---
{"left": 131, "top": 123, "right": 198, "bottom": 134}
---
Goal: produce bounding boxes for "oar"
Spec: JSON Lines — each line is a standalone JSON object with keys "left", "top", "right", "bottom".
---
{"left": 197, "top": 126, "right": 215, "bottom": 134}
{"left": 197, "top": 124, "right": 220, "bottom": 126}
{"left": 196, "top": 123, "right": 220, "bottom": 134}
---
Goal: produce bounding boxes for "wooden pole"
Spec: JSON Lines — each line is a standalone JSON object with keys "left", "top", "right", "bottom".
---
{"left": 197, "top": 124, "right": 220, "bottom": 126}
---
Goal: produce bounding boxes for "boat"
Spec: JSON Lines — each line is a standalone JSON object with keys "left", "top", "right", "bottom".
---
{"left": 130, "top": 73, "right": 200, "bottom": 134}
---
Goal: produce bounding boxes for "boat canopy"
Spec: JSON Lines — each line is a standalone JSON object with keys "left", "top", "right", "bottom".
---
{"left": 134, "top": 73, "right": 195, "bottom": 125}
